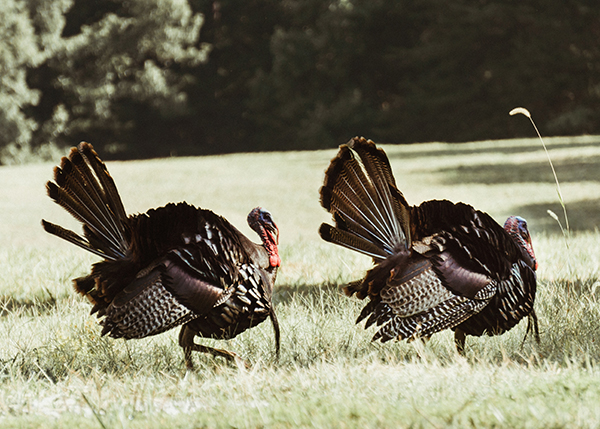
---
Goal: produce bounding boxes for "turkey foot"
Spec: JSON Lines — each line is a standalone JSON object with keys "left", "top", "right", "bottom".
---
{"left": 179, "top": 325, "right": 250, "bottom": 370}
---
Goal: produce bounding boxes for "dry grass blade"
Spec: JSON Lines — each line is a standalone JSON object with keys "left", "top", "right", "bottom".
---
{"left": 510, "top": 107, "right": 570, "bottom": 234}
{"left": 82, "top": 393, "right": 108, "bottom": 429}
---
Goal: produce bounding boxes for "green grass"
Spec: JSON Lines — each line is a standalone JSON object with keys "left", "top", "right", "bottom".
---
{"left": 1, "top": 136, "right": 600, "bottom": 427}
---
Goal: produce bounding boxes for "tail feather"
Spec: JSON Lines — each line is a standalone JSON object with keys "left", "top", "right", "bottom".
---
{"left": 340, "top": 148, "right": 399, "bottom": 247}
{"left": 321, "top": 144, "right": 397, "bottom": 255}
{"left": 321, "top": 184, "right": 394, "bottom": 254}
{"left": 43, "top": 142, "right": 129, "bottom": 261}
{"left": 41, "top": 219, "right": 114, "bottom": 260}
{"left": 319, "top": 224, "right": 388, "bottom": 260}
{"left": 46, "top": 181, "right": 124, "bottom": 258}
{"left": 349, "top": 139, "right": 407, "bottom": 246}
{"left": 350, "top": 139, "right": 411, "bottom": 245}
{"left": 54, "top": 160, "right": 114, "bottom": 234}
{"left": 78, "top": 143, "right": 128, "bottom": 223}
{"left": 319, "top": 137, "right": 411, "bottom": 259}
{"left": 60, "top": 149, "right": 126, "bottom": 247}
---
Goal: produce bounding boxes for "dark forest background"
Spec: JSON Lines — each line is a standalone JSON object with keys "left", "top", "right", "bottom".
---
{"left": 1, "top": 0, "right": 599, "bottom": 160}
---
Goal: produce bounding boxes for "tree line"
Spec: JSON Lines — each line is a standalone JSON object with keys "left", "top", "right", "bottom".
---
{"left": 1, "top": 0, "right": 599, "bottom": 161}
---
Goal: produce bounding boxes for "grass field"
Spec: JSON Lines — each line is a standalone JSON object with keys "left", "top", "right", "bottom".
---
{"left": 1, "top": 136, "right": 600, "bottom": 428}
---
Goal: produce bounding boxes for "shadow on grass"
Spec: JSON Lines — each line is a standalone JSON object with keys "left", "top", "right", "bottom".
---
{"left": 273, "top": 282, "right": 348, "bottom": 307}
{"left": 0, "top": 295, "right": 58, "bottom": 317}
{"left": 435, "top": 156, "right": 600, "bottom": 185}
{"left": 513, "top": 199, "right": 600, "bottom": 233}
{"left": 542, "top": 277, "right": 600, "bottom": 298}
{"left": 387, "top": 138, "right": 600, "bottom": 161}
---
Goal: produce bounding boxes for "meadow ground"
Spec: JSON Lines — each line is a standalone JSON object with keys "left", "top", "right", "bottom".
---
{"left": 0, "top": 136, "right": 600, "bottom": 428}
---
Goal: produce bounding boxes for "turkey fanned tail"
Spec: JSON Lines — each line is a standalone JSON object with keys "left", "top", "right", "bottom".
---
{"left": 319, "top": 138, "right": 411, "bottom": 260}
{"left": 319, "top": 137, "right": 538, "bottom": 351}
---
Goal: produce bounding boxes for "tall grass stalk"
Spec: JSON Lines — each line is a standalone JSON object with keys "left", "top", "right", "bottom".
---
{"left": 509, "top": 107, "right": 570, "bottom": 235}
{"left": 510, "top": 107, "right": 574, "bottom": 295}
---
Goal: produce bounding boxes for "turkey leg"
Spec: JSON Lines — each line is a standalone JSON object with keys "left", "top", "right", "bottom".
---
{"left": 179, "top": 325, "right": 249, "bottom": 370}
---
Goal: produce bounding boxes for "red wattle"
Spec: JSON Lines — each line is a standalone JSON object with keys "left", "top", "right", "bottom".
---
{"left": 270, "top": 253, "right": 281, "bottom": 267}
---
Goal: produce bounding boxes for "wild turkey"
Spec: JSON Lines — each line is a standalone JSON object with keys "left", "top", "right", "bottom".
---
{"left": 42, "top": 142, "right": 281, "bottom": 369}
{"left": 319, "top": 137, "right": 538, "bottom": 353}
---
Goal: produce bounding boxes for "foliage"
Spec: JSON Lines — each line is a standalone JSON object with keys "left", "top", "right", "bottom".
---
{"left": 185, "top": 0, "right": 284, "bottom": 153}
{"left": 35, "top": 0, "right": 207, "bottom": 158}
{"left": 248, "top": 0, "right": 600, "bottom": 149}
{"left": 0, "top": 0, "right": 599, "bottom": 160}
{"left": 0, "top": 0, "right": 44, "bottom": 160}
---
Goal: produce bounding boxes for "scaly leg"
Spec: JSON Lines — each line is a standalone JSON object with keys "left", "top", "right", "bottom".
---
{"left": 454, "top": 329, "right": 466, "bottom": 355}
{"left": 522, "top": 309, "right": 540, "bottom": 348}
{"left": 269, "top": 308, "right": 281, "bottom": 360}
{"left": 178, "top": 325, "right": 249, "bottom": 370}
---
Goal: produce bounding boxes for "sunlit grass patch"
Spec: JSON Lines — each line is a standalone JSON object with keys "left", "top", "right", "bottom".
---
{"left": 0, "top": 136, "right": 599, "bottom": 426}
